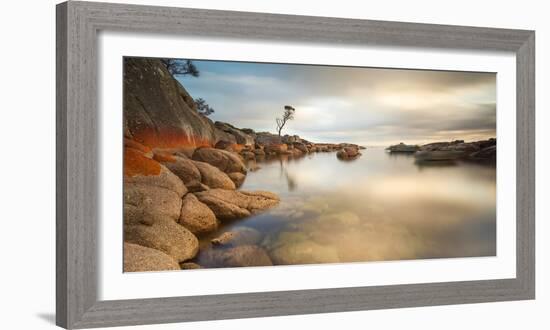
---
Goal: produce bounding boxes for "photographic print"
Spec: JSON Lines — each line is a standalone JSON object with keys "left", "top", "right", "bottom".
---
{"left": 122, "top": 57, "right": 497, "bottom": 272}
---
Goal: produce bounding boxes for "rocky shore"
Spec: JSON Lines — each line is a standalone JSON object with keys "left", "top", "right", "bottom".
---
{"left": 416, "top": 138, "right": 496, "bottom": 163}
{"left": 387, "top": 138, "right": 496, "bottom": 163}
{"left": 123, "top": 58, "right": 363, "bottom": 271}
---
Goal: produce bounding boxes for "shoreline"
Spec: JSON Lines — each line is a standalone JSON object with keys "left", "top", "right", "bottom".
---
{"left": 122, "top": 58, "right": 496, "bottom": 272}
{"left": 387, "top": 138, "right": 496, "bottom": 164}
{"left": 123, "top": 125, "right": 362, "bottom": 271}
{"left": 125, "top": 133, "right": 496, "bottom": 272}
{"left": 123, "top": 58, "right": 367, "bottom": 271}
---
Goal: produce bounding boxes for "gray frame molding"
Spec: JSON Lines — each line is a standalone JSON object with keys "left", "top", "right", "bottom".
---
{"left": 56, "top": 1, "right": 535, "bottom": 328}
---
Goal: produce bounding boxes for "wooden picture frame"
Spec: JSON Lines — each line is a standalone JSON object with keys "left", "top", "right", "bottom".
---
{"left": 56, "top": 1, "right": 535, "bottom": 328}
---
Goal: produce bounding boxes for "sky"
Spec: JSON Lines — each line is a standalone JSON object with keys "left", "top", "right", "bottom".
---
{"left": 177, "top": 59, "right": 496, "bottom": 147}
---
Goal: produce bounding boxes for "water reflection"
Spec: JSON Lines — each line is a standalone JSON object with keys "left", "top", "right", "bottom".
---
{"left": 196, "top": 147, "right": 496, "bottom": 267}
{"left": 414, "top": 159, "right": 458, "bottom": 170}
{"left": 336, "top": 156, "right": 361, "bottom": 163}
{"left": 386, "top": 151, "right": 416, "bottom": 158}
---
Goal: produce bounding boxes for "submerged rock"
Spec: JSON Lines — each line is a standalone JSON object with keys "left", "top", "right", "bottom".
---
{"left": 269, "top": 240, "right": 340, "bottom": 265}
{"left": 263, "top": 231, "right": 308, "bottom": 246}
{"left": 201, "top": 245, "right": 273, "bottom": 267}
{"left": 316, "top": 211, "right": 361, "bottom": 226}
{"left": 124, "top": 215, "right": 199, "bottom": 263}
{"left": 124, "top": 242, "right": 180, "bottom": 272}
{"left": 179, "top": 193, "right": 218, "bottom": 235}
{"left": 262, "top": 225, "right": 344, "bottom": 265}
{"left": 195, "top": 189, "right": 280, "bottom": 221}
{"left": 211, "top": 227, "right": 262, "bottom": 247}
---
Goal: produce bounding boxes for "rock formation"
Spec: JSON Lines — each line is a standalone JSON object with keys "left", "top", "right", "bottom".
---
{"left": 336, "top": 146, "right": 361, "bottom": 160}
{"left": 191, "top": 147, "right": 247, "bottom": 174}
{"left": 195, "top": 189, "right": 280, "bottom": 221}
{"left": 193, "top": 161, "right": 236, "bottom": 190}
{"left": 122, "top": 58, "right": 285, "bottom": 271}
{"left": 124, "top": 58, "right": 233, "bottom": 149}
{"left": 386, "top": 142, "right": 420, "bottom": 153}
{"left": 211, "top": 227, "right": 263, "bottom": 247}
{"left": 414, "top": 138, "right": 496, "bottom": 162}
{"left": 124, "top": 243, "right": 181, "bottom": 272}
{"left": 215, "top": 121, "right": 255, "bottom": 146}
{"left": 154, "top": 153, "right": 203, "bottom": 191}
{"left": 124, "top": 215, "right": 199, "bottom": 262}
{"left": 179, "top": 193, "right": 218, "bottom": 234}
{"left": 122, "top": 57, "right": 367, "bottom": 271}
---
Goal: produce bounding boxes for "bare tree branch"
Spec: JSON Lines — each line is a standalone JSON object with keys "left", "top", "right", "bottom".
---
{"left": 276, "top": 105, "right": 295, "bottom": 136}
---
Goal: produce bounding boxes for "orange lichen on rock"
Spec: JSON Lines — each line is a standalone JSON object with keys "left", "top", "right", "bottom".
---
{"left": 229, "top": 144, "right": 246, "bottom": 153}
{"left": 153, "top": 151, "right": 176, "bottom": 163}
{"left": 131, "top": 127, "right": 213, "bottom": 149}
{"left": 124, "top": 138, "right": 152, "bottom": 154}
{"left": 124, "top": 147, "right": 161, "bottom": 177}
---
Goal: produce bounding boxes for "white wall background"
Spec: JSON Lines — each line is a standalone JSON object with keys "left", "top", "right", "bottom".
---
{"left": 0, "top": 0, "right": 547, "bottom": 329}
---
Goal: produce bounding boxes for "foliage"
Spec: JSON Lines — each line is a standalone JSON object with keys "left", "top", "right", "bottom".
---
{"left": 195, "top": 98, "right": 215, "bottom": 116}
{"left": 160, "top": 59, "right": 200, "bottom": 77}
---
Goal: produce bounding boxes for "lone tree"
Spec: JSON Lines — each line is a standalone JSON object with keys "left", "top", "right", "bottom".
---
{"left": 276, "top": 105, "right": 295, "bottom": 136}
{"left": 195, "top": 98, "right": 215, "bottom": 116}
{"left": 160, "top": 59, "right": 200, "bottom": 77}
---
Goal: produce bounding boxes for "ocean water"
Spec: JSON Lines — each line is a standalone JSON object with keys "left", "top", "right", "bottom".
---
{"left": 195, "top": 147, "right": 496, "bottom": 267}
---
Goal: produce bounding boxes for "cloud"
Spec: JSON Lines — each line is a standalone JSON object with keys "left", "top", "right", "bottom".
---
{"left": 177, "top": 59, "right": 496, "bottom": 146}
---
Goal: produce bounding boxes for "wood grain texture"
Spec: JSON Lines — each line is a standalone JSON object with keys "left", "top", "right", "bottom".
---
{"left": 515, "top": 32, "right": 536, "bottom": 298}
{"left": 56, "top": 3, "right": 68, "bottom": 328}
{"left": 76, "top": 1, "right": 532, "bottom": 51}
{"left": 57, "top": 1, "right": 99, "bottom": 328}
{"left": 56, "top": 1, "right": 536, "bottom": 328}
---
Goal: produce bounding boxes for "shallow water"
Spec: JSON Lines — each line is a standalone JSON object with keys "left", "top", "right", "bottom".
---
{"left": 195, "top": 147, "right": 496, "bottom": 267}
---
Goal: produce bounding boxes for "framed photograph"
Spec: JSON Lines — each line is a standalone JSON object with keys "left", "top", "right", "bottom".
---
{"left": 56, "top": 1, "right": 535, "bottom": 328}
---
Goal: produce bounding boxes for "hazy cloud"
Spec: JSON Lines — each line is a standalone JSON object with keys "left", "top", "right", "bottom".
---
{"left": 178, "top": 60, "right": 496, "bottom": 146}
